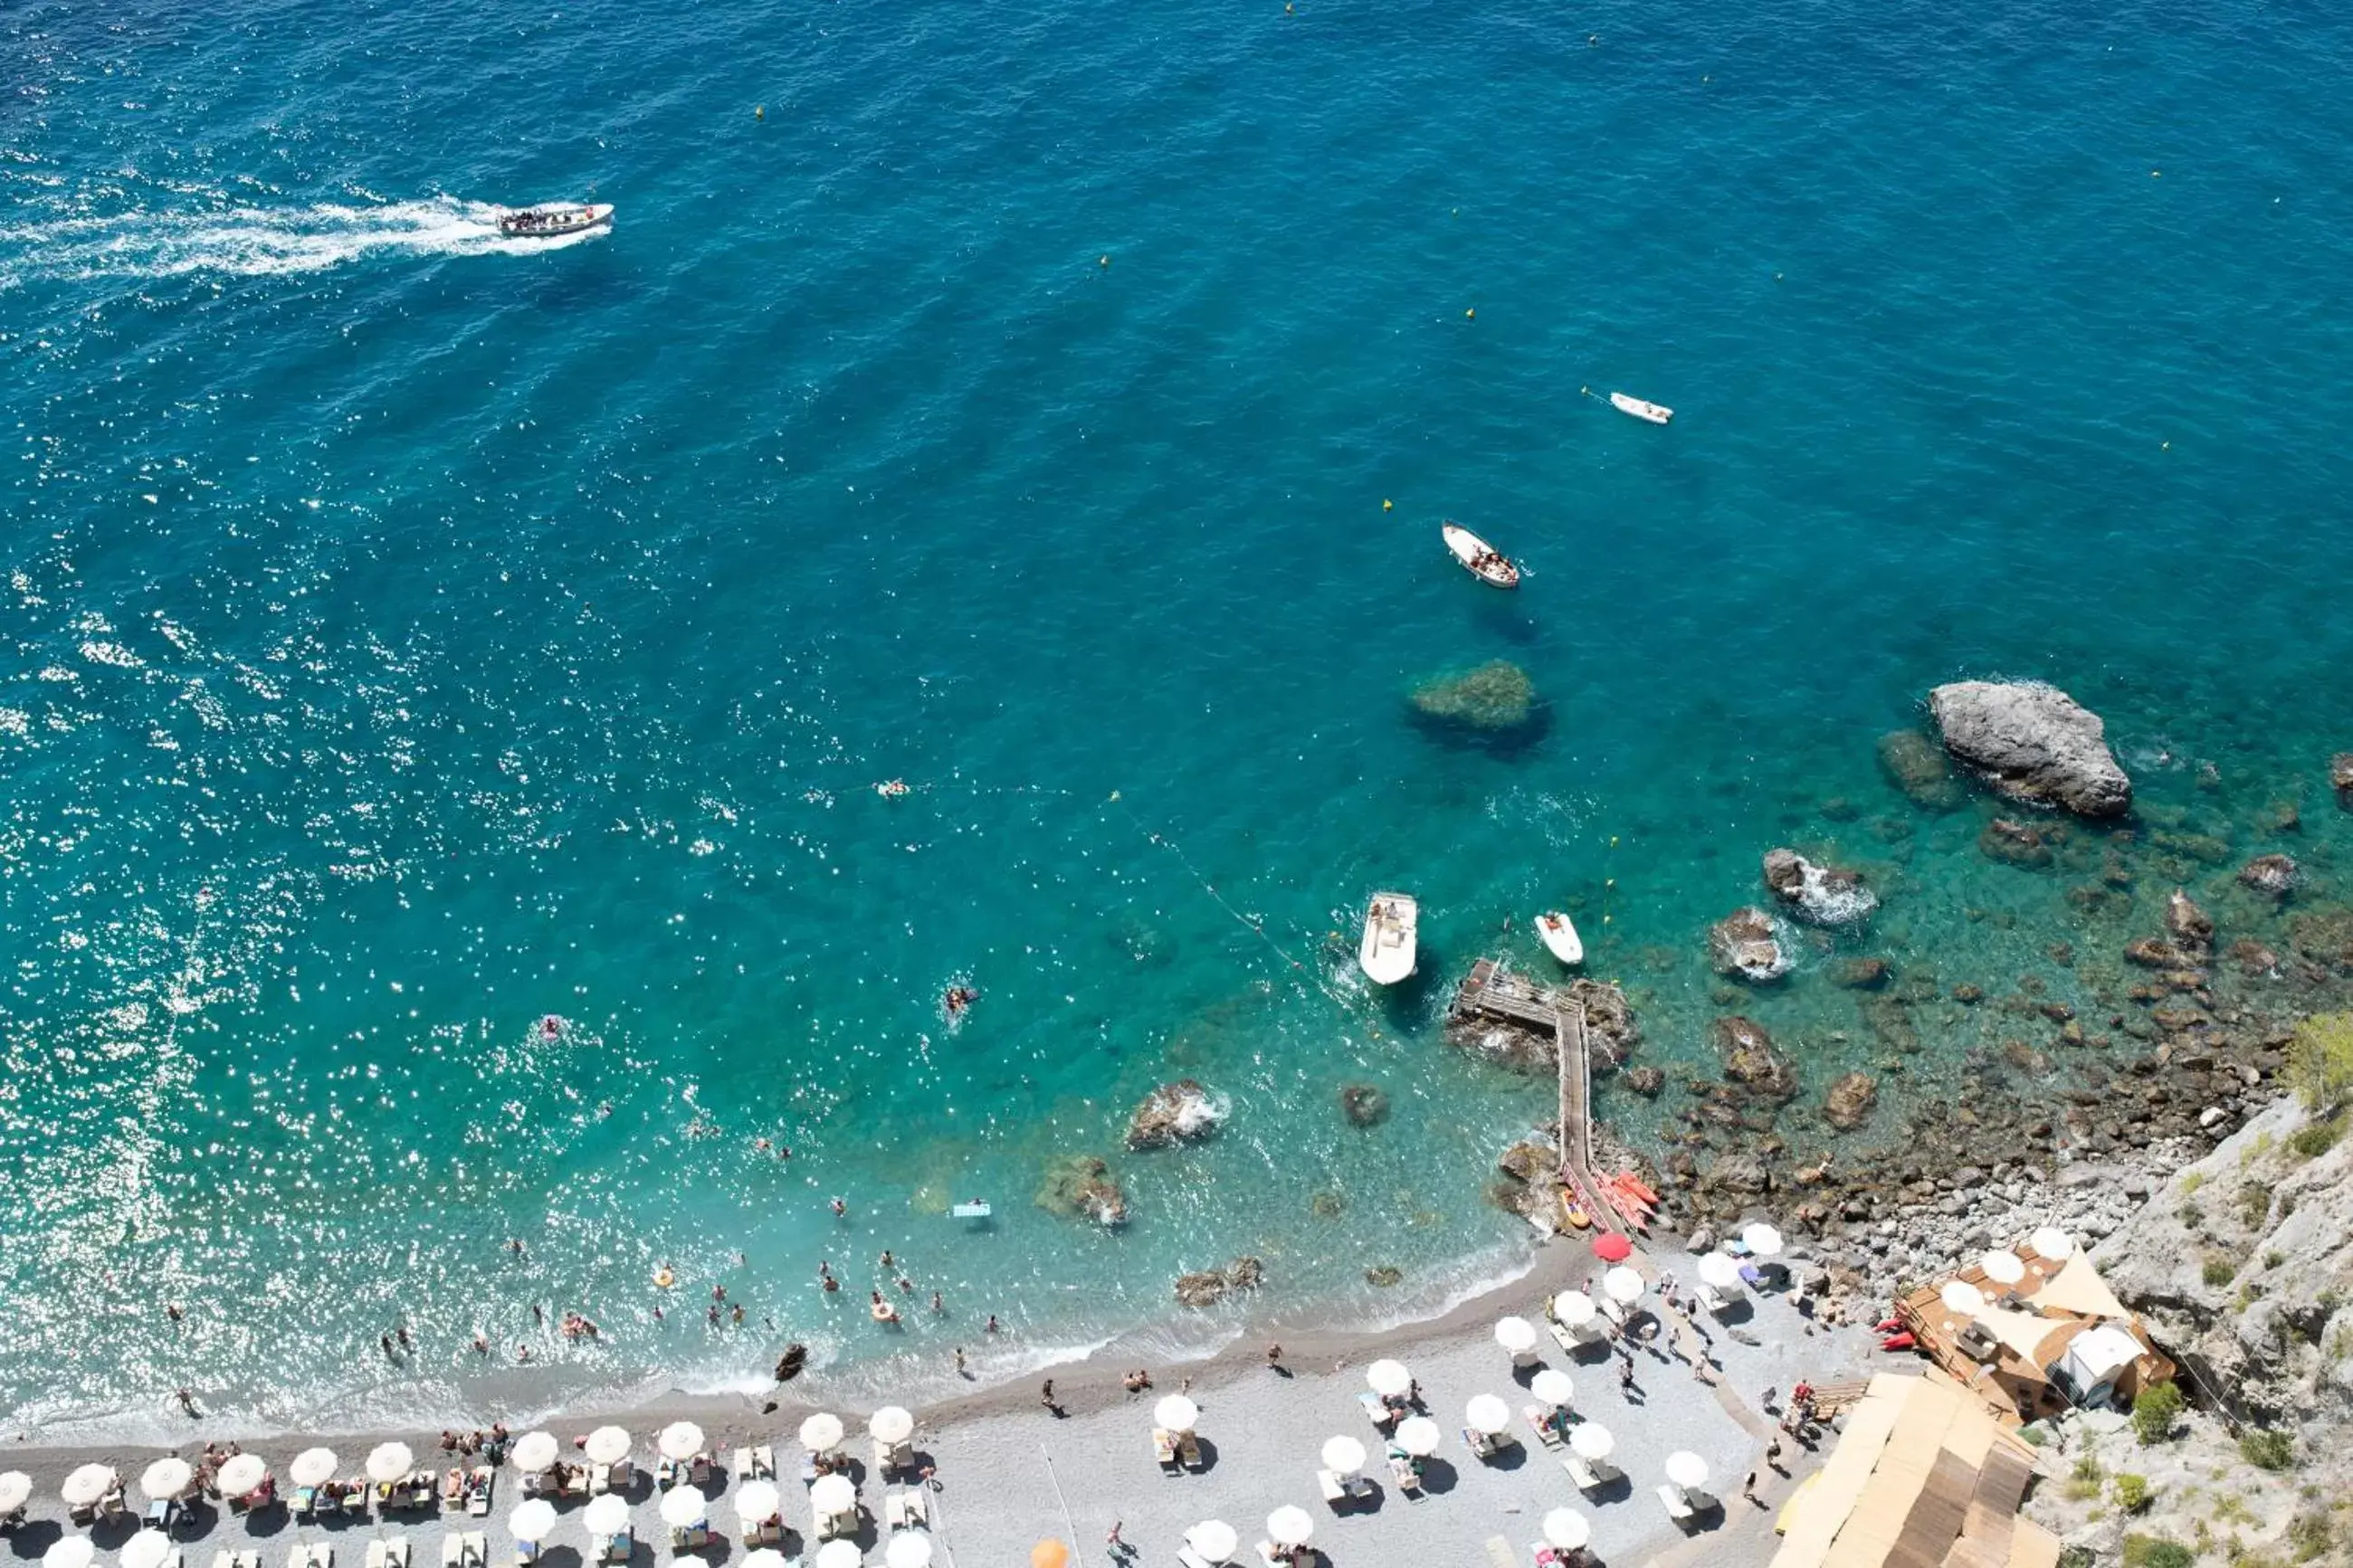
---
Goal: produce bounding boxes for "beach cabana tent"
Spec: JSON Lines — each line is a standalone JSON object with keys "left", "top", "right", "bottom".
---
{"left": 1154, "top": 1394, "right": 1201, "bottom": 1433}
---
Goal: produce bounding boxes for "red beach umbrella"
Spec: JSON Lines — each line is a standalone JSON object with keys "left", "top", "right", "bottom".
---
{"left": 1591, "top": 1232, "right": 1634, "bottom": 1263}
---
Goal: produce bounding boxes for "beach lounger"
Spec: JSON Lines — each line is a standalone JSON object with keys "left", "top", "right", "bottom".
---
{"left": 1356, "top": 1391, "right": 1396, "bottom": 1429}
{"left": 1317, "top": 1469, "right": 1346, "bottom": 1504}
{"left": 1548, "top": 1321, "right": 1582, "bottom": 1354}
{"left": 467, "top": 1468, "right": 494, "bottom": 1516}
{"left": 653, "top": 1458, "right": 677, "bottom": 1491}
{"left": 1657, "top": 1483, "right": 1695, "bottom": 1522}
{"left": 1254, "top": 1544, "right": 1282, "bottom": 1568}
{"left": 1565, "top": 1454, "right": 1603, "bottom": 1490}
{"left": 667, "top": 1524, "right": 710, "bottom": 1554}
{"left": 1152, "top": 1428, "right": 1180, "bottom": 1470}
{"left": 300, "top": 1546, "right": 335, "bottom": 1568}
{"left": 1695, "top": 1281, "right": 1730, "bottom": 1314}
{"left": 581, "top": 1465, "right": 605, "bottom": 1498}
{"left": 750, "top": 1444, "right": 774, "bottom": 1478}
{"left": 1524, "top": 1406, "right": 1566, "bottom": 1449}
{"left": 367, "top": 1543, "right": 390, "bottom": 1568}
{"left": 598, "top": 1534, "right": 633, "bottom": 1565}
{"left": 1482, "top": 1538, "right": 1517, "bottom": 1568}
{"left": 1179, "top": 1431, "right": 1204, "bottom": 1470}
{"left": 441, "top": 1537, "right": 466, "bottom": 1568}
{"left": 1387, "top": 1454, "right": 1422, "bottom": 1497}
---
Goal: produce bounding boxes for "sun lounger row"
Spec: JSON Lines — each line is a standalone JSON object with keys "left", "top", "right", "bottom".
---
{"left": 729, "top": 1446, "right": 775, "bottom": 1483}
{"left": 882, "top": 1488, "right": 929, "bottom": 1531}
{"left": 365, "top": 1541, "right": 411, "bottom": 1568}
{"left": 653, "top": 1454, "right": 712, "bottom": 1490}
{"left": 1152, "top": 1428, "right": 1204, "bottom": 1473}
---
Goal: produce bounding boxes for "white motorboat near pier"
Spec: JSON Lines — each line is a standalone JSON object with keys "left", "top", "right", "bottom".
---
{"left": 1359, "top": 893, "right": 1418, "bottom": 984}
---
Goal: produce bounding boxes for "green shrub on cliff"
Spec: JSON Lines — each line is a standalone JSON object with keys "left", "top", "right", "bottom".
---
{"left": 2131, "top": 1382, "right": 2183, "bottom": 1445}
{"left": 2238, "top": 1428, "right": 2295, "bottom": 1471}
{"left": 2122, "top": 1535, "right": 2192, "bottom": 1568}
{"left": 2286, "top": 1012, "right": 2353, "bottom": 1111}
{"left": 2113, "top": 1473, "right": 2154, "bottom": 1513}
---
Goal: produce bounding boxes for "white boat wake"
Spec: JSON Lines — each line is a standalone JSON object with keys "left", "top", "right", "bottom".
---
{"left": 0, "top": 196, "right": 605, "bottom": 287}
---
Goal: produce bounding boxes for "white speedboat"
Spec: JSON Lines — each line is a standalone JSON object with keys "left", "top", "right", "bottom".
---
{"left": 1441, "top": 522, "right": 1520, "bottom": 588}
{"left": 1359, "top": 892, "right": 1419, "bottom": 984}
{"left": 1609, "top": 391, "right": 1672, "bottom": 424}
{"left": 1536, "top": 911, "right": 1584, "bottom": 965}
{"left": 498, "top": 203, "right": 614, "bottom": 238}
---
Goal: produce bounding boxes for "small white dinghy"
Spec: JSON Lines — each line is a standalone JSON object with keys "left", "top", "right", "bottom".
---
{"left": 1360, "top": 892, "right": 1419, "bottom": 984}
{"left": 1609, "top": 392, "right": 1672, "bottom": 424}
{"left": 1441, "top": 522, "right": 1520, "bottom": 588}
{"left": 1536, "top": 911, "right": 1584, "bottom": 965}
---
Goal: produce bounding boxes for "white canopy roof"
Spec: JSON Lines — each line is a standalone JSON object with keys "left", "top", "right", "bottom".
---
{"left": 1531, "top": 1367, "right": 1575, "bottom": 1406}
{"left": 1266, "top": 1506, "right": 1315, "bottom": 1546}
{"left": 1319, "top": 1435, "right": 1365, "bottom": 1473}
{"left": 1494, "top": 1316, "right": 1538, "bottom": 1353}
{"left": 657, "top": 1421, "right": 704, "bottom": 1461}
{"left": 799, "top": 1412, "right": 846, "bottom": 1452}
{"left": 290, "top": 1449, "right": 338, "bottom": 1487}
{"left": 1185, "top": 1521, "right": 1238, "bottom": 1563}
{"left": 658, "top": 1485, "right": 707, "bottom": 1528}
{"left": 1465, "top": 1394, "right": 1511, "bottom": 1434}
{"left": 1393, "top": 1415, "right": 1442, "bottom": 1456}
{"left": 583, "top": 1494, "right": 633, "bottom": 1535}
{"left": 1154, "top": 1394, "right": 1200, "bottom": 1432}
{"left": 1365, "top": 1359, "right": 1412, "bottom": 1397}
{"left": 585, "top": 1427, "right": 632, "bottom": 1466}
{"left": 869, "top": 1406, "right": 914, "bottom": 1444}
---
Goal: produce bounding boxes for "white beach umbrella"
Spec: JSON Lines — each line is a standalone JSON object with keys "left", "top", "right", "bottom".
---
{"left": 1319, "top": 1435, "right": 1365, "bottom": 1474}
{"left": 808, "top": 1473, "right": 856, "bottom": 1519}
{"left": 290, "top": 1449, "right": 339, "bottom": 1488}
{"left": 1465, "top": 1394, "right": 1511, "bottom": 1435}
{"left": 1742, "top": 1222, "right": 1784, "bottom": 1259}
{"left": 61, "top": 1465, "right": 116, "bottom": 1508}
{"left": 1601, "top": 1266, "right": 1644, "bottom": 1304}
{"left": 1552, "top": 1289, "right": 1596, "bottom": 1326}
{"left": 1941, "top": 1280, "right": 1987, "bottom": 1316}
{"left": 1266, "top": 1506, "right": 1314, "bottom": 1547}
{"left": 1542, "top": 1509, "right": 1592, "bottom": 1551}
{"left": 583, "top": 1494, "right": 633, "bottom": 1536}
{"left": 1531, "top": 1368, "right": 1575, "bottom": 1407}
{"left": 0, "top": 1472, "right": 31, "bottom": 1513}
{"left": 510, "top": 1431, "right": 558, "bottom": 1473}
{"left": 585, "top": 1426, "right": 632, "bottom": 1467}
{"left": 1696, "top": 1252, "right": 1743, "bottom": 1290}
{"left": 1393, "top": 1416, "right": 1442, "bottom": 1457}
{"left": 1494, "top": 1316, "right": 1538, "bottom": 1354}
{"left": 217, "top": 1453, "right": 269, "bottom": 1499}
{"left": 1665, "top": 1449, "right": 1710, "bottom": 1491}
{"left": 365, "top": 1443, "right": 413, "bottom": 1485}
{"left": 1154, "top": 1394, "right": 1201, "bottom": 1433}
{"left": 121, "top": 1532, "right": 174, "bottom": 1568}
{"left": 658, "top": 1421, "right": 705, "bottom": 1462}
{"left": 139, "top": 1459, "right": 194, "bottom": 1500}
{"left": 2032, "top": 1227, "right": 2075, "bottom": 1261}
{"left": 741, "top": 1553, "right": 789, "bottom": 1568}
{"left": 884, "top": 1535, "right": 933, "bottom": 1568}
{"left": 509, "top": 1499, "right": 557, "bottom": 1544}
{"left": 1185, "top": 1521, "right": 1239, "bottom": 1564}
{"left": 734, "top": 1479, "right": 782, "bottom": 1525}
{"left": 44, "top": 1537, "right": 93, "bottom": 1568}
{"left": 1365, "top": 1359, "right": 1412, "bottom": 1397}
{"left": 1570, "top": 1422, "right": 1615, "bottom": 1460}
{"left": 658, "top": 1484, "right": 707, "bottom": 1529}
{"left": 799, "top": 1412, "right": 845, "bottom": 1453}
{"left": 814, "top": 1542, "right": 862, "bottom": 1568}
{"left": 1981, "top": 1250, "right": 2027, "bottom": 1286}
{"left": 869, "top": 1406, "right": 914, "bottom": 1445}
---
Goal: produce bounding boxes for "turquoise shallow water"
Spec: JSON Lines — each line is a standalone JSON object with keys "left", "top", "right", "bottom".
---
{"left": 5, "top": 0, "right": 2353, "bottom": 1435}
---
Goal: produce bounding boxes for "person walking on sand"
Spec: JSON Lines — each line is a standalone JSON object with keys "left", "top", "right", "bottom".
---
{"left": 1041, "top": 1379, "right": 1062, "bottom": 1416}
{"left": 1265, "top": 1342, "right": 1283, "bottom": 1371}
{"left": 1106, "top": 1521, "right": 1130, "bottom": 1561}
{"left": 1743, "top": 1469, "right": 1762, "bottom": 1505}
{"left": 1766, "top": 1436, "right": 1786, "bottom": 1473}
{"left": 954, "top": 1346, "right": 968, "bottom": 1375}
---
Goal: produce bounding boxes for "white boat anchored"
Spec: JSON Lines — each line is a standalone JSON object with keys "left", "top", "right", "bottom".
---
{"left": 1536, "top": 911, "right": 1584, "bottom": 965}
{"left": 1441, "top": 522, "right": 1520, "bottom": 588}
{"left": 1359, "top": 892, "right": 1419, "bottom": 984}
{"left": 498, "top": 203, "right": 614, "bottom": 238}
{"left": 1609, "top": 391, "right": 1672, "bottom": 424}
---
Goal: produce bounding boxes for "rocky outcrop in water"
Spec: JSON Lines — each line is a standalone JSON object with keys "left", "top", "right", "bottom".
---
{"left": 2166, "top": 888, "right": 2215, "bottom": 950}
{"left": 1707, "top": 908, "right": 1791, "bottom": 982}
{"left": 1929, "top": 679, "right": 2133, "bottom": 817}
{"left": 1821, "top": 1070, "right": 1879, "bottom": 1130}
{"left": 2094, "top": 1096, "right": 2353, "bottom": 1426}
{"left": 1713, "top": 1015, "right": 1799, "bottom": 1101}
{"left": 1762, "top": 848, "right": 1878, "bottom": 926}
{"left": 1408, "top": 660, "right": 1536, "bottom": 731}
{"left": 1878, "top": 729, "right": 1963, "bottom": 811}
{"left": 1978, "top": 817, "right": 2054, "bottom": 868}
{"left": 1036, "top": 1154, "right": 1129, "bottom": 1226}
{"left": 2239, "top": 853, "right": 2301, "bottom": 898}
{"left": 1338, "top": 1083, "right": 1390, "bottom": 1127}
{"left": 1126, "top": 1079, "right": 1224, "bottom": 1149}
{"left": 1173, "top": 1254, "right": 1263, "bottom": 1307}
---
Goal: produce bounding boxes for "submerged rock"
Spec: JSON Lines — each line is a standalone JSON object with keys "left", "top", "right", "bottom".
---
{"left": 1036, "top": 1155, "right": 1129, "bottom": 1226}
{"left": 1624, "top": 1066, "right": 1665, "bottom": 1098}
{"left": 1363, "top": 1264, "right": 1403, "bottom": 1288}
{"left": 1822, "top": 1070, "right": 1879, "bottom": 1130}
{"left": 1707, "top": 907, "right": 1791, "bottom": 982}
{"left": 1762, "top": 848, "right": 1879, "bottom": 926}
{"left": 1408, "top": 660, "right": 1537, "bottom": 731}
{"left": 2335, "top": 753, "right": 2353, "bottom": 808}
{"left": 1878, "top": 729, "right": 1964, "bottom": 812}
{"left": 1834, "top": 957, "right": 1891, "bottom": 990}
{"left": 1713, "top": 1015, "right": 1799, "bottom": 1101}
{"left": 2125, "top": 936, "right": 2194, "bottom": 969}
{"left": 1978, "top": 818, "right": 2054, "bottom": 869}
{"left": 1173, "top": 1254, "right": 1264, "bottom": 1308}
{"left": 2165, "top": 889, "right": 2215, "bottom": 950}
{"left": 1567, "top": 978, "right": 1643, "bottom": 1066}
{"left": 1338, "top": 1083, "right": 1391, "bottom": 1127}
{"left": 1125, "top": 1079, "right": 1224, "bottom": 1150}
{"left": 2239, "top": 853, "right": 2301, "bottom": 898}
{"left": 1928, "top": 680, "right": 2132, "bottom": 817}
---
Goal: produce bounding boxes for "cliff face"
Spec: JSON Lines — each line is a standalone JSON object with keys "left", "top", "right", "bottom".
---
{"left": 2091, "top": 1095, "right": 2353, "bottom": 1427}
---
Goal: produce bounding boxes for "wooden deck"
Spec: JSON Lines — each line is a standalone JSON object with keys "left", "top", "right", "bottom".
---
{"left": 1452, "top": 958, "right": 1617, "bottom": 1233}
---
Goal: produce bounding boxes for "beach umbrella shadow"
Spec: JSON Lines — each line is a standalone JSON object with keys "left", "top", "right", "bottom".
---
{"left": 240, "top": 1506, "right": 288, "bottom": 1540}
{"left": 1187, "top": 1437, "right": 1220, "bottom": 1475}
{"left": 1415, "top": 1458, "right": 1460, "bottom": 1496}
{"left": 6, "top": 1520, "right": 63, "bottom": 1559}
{"left": 1482, "top": 1444, "right": 1529, "bottom": 1474}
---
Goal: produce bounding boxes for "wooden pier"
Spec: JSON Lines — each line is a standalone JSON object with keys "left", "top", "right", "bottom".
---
{"left": 1452, "top": 958, "right": 1622, "bottom": 1234}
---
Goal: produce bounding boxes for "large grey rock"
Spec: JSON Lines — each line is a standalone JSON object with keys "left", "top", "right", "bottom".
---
{"left": 1762, "top": 848, "right": 1878, "bottom": 926}
{"left": 1928, "top": 680, "right": 2132, "bottom": 818}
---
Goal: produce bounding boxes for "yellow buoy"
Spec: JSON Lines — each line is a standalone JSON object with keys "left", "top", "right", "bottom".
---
{"left": 1382, "top": 499, "right": 1393, "bottom": 511}
{"left": 755, "top": 105, "right": 765, "bottom": 119}
{"left": 653, "top": 1266, "right": 675, "bottom": 1289}
{"left": 1465, "top": 308, "right": 1475, "bottom": 318}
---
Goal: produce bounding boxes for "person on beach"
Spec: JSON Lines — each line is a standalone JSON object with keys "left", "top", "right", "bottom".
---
{"left": 167, "top": 1303, "right": 184, "bottom": 1324}
{"left": 1766, "top": 1436, "right": 1785, "bottom": 1472}
{"left": 880, "top": 1250, "right": 894, "bottom": 1269}
{"left": 831, "top": 1196, "right": 848, "bottom": 1218}
{"left": 1106, "top": 1521, "right": 1130, "bottom": 1561}
{"left": 176, "top": 1387, "right": 198, "bottom": 1416}
{"left": 1743, "top": 1469, "right": 1762, "bottom": 1505}
{"left": 1040, "top": 1379, "right": 1062, "bottom": 1416}
{"left": 986, "top": 1314, "right": 1000, "bottom": 1335}
{"left": 953, "top": 1346, "right": 968, "bottom": 1375}
{"left": 930, "top": 1290, "right": 945, "bottom": 1314}
{"left": 1617, "top": 1359, "right": 1635, "bottom": 1393}
{"left": 516, "top": 1344, "right": 532, "bottom": 1364}
{"left": 1265, "top": 1342, "right": 1283, "bottom": 1371}
{"left": 396, "top": 1325, "right": 411, "bottom": 1350}
{"left": 380, "top": 1333, "right": 395, "bottom": 1359}
{"left": 472, "top": 1333, "right": 490, "bottom": 1354}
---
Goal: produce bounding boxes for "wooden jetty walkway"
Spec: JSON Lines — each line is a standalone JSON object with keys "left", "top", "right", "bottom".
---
{"left": 1451, "top": 957, "right": 1623, "bottom": 1235}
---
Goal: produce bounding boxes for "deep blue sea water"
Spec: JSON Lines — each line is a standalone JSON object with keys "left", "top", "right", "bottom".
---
{"left": 5, "top": 0, "right": 2352, "bottom": 1436}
